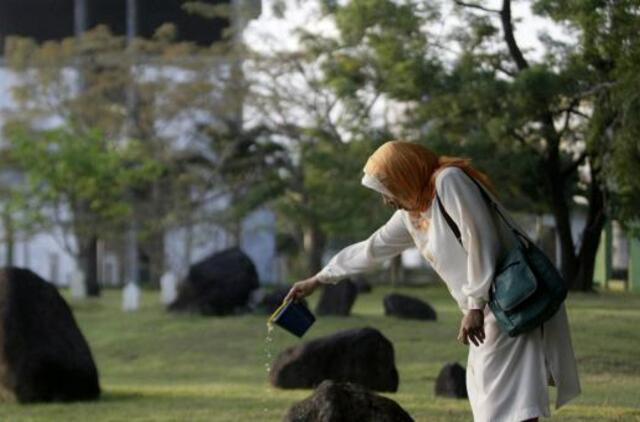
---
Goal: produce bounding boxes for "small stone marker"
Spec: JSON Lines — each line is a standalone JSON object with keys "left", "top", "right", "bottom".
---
{"left": 383, "top": 293, "right": 437, "bottom": 320}
{"left": 160, "top": 271, "right": 178, "bottom": 305}
{"left": 315, "top": 279, "right": 358, "bottom": 316}
{"left": 122, "top": 282, "right": 140, "bottom": 312}
{"left": 70, "top": 270, "right": 87, "bottom": 299}
{"left": 434, "top": 362, "right": 467, "bottom": 399}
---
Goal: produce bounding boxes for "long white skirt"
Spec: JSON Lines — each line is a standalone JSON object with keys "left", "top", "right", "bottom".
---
{"left": 466, "top": 308, "right": 552, "bottom": 422}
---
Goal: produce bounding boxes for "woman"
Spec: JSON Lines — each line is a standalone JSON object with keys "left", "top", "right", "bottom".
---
{"left": 284, "top": 140, "right": 581, "bottom": 422}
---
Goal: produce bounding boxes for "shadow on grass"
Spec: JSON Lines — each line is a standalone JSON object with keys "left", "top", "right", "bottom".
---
{"left": 98, "top": 391, "right": 145, "bottom": 402}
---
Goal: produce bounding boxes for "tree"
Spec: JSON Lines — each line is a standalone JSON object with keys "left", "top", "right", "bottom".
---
{"left": 241, "top": 41, "right": 393, "bottom": 276}
{"left": 5, "top": 125, "right": 161, "bottom": 294}
{"left": 3, "top": 24, "right": 240, "bottom": 290}
{"left": 311, "top": 0, "right": 640, "bottom": 291}
{"left": 531, "top": 0, "right": 640, "bottom": 238}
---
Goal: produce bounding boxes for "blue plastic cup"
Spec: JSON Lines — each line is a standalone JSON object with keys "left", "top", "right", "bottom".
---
{"left": 268, "top": 300, "right": 316, "bottom": 338}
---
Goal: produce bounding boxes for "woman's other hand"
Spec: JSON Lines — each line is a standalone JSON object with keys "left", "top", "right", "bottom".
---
{"left": 457, "top": 309, "right": 485, "bottom": 346}
{"left": 284, "top": 276, "right": 321, "bottom": 303}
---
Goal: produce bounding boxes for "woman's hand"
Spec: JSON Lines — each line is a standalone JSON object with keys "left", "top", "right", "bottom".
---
{"left": 457, "top": 309, "right": 485, "bottom": 346}
{"left": 284, "top": 276, "right": 321, "bottom": 303}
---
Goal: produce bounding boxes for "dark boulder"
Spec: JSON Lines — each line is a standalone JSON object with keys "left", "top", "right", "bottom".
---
{"left": 383, "top": 293, "right": 437, "bottom": 321}
{"left": 251, "top": 286, "right": 308, "bottom": 315}
{"left": 270, "top": 327, "right": 398, "bottom": 392}
{"left": 169, "top": 247, "right": 259, "bottom": 315}
{"left": 0, "top": 267, "right": 100, "bottom": 403}
{"left": 315, "top": 279, "right": 357, "bottom": 316}
{"left": 434, "top": 362, "right": 467, "bottom": 399}
{"left": 284, "top": 380, "right": 414, "bottom": 422}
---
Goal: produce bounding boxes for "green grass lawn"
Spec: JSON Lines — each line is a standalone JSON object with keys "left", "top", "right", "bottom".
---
{"left": 1, "top": 283, "right": 639, "bottom": 421}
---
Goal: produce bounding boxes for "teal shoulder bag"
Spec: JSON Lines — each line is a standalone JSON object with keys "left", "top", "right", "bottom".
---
{"left": 435, "top": 173, "right": 567, "bottom": 337}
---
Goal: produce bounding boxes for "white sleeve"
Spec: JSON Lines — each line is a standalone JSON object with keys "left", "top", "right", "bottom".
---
{"left": 437, "top": 168, "right": 501, "bottom": 309}
{"left": 314, "top": 210, "right": 415, "bottom": 284}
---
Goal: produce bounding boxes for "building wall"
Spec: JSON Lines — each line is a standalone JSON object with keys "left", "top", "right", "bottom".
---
{"left": 0, "top": 0, "right": 231, "bottom": 55}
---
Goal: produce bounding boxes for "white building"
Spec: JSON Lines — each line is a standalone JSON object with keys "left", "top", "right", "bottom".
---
{"left": 0, "top": 0, "right": 278, "bottom": 286}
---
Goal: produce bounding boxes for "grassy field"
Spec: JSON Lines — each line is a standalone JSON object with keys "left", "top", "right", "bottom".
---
{"left": 1, "top": 283, "right": 639, "bottom": 421}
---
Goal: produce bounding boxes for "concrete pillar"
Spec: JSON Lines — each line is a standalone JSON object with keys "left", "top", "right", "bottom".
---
{"left": 74, "top": 0, "right": 88, "bottom": 36}
{"left": 594, "top": 221, "right": 612, "bottom": 289}
{"left": 125, "top": 218, "right": 138, "bottom": 285}
{"left": 126, "top": 0, "right": 137, "bottom": 41}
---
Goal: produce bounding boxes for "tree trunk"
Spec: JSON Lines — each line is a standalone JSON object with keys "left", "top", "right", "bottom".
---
{"left": 184, "top": 220, "right": 193, "bottom": 278}
{"left": 545, "top": 149, "right": 608, "bottom": 291}
{"left": 3, "top": 211, "right": 14, "bottom": 267}
{"left": 79, "top": 235, "right": 100, "bottom": 296}
{"left": 571, "top": 166, "right": 607, "bottom": 291}
{"left": 146, "top": 179, "right": 165, "bottom": 287}
{"left": 498, "top": 0, "right": 606, "bottom": 292}
{"left": 146, "top": 229, "right": 165, "bottom": 288}
{"left": 389, "top": 254, "right": 403, "bottom": 287}
{"left": 228, "top": 216, "right": 243, "bottom": 248}
{"left": 304, "top": 224, "right": 326, "bottom": 275}
{"left": 544, "top": 140, "right": 579, "bottom": 284}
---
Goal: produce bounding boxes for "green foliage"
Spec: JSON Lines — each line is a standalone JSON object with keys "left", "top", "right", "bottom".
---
{"left": 510, "top": 65, "right": 575, "bottom": 113}
{"left": 3, "top": 24, "right": 241, "bottom": 246}
{"left": 335, "top": 0, "right": 422, "bottom": 46}
{"left": 182, "top": 2, "right": 232, "bottom": 20}
{"left": 6, "top": 125, "right": 163, "bottom": 234}
{"left": 607, "top": 81, "right": 640, "bottom": 236}
{"left": 316, "top": 0, "right": 640, "bottom": 230}
{"left": 295, "top": 138, "right": 388, "bottom": 237}
{"left": 532, "top": 0, "right": 640, "bottom": 227}
{"left": 328, "top": 0, "right": 437, "bottom": 101}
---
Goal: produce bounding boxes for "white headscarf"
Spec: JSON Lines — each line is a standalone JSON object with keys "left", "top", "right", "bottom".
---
{"left": 361, "top": 172, "right": 394, "bottom": 197}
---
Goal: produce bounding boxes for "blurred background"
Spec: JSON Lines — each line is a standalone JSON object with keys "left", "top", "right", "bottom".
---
{"left": 0, "top": 1, "right": 639, "bottom": 421}
{"left": 0, "top": 0, "right": 638, "bottom": 294}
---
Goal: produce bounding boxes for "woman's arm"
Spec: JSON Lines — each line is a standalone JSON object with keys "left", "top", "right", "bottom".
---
{"left": 314, "top": 209, "right": 415, "bottom": 284}
{"left": 284, "top": 210, "right": 414, "bottom": 302}
{"left": 436, "top": 167, "right": 502, "bottom": 310}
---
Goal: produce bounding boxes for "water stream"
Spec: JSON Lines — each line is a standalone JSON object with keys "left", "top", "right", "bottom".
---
{"left": 263, "top": 322, "right": 275, "bottom": 414}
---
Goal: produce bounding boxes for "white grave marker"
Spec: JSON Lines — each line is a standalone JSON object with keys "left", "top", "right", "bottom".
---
{"left": 122, "top": 282, "right": 140, "bottom": 312}
{"left": 160, "top": 271, "right": 178, "bottom": 305}
{"left": 70, "top": 270, "right": 87, "bottom": 299}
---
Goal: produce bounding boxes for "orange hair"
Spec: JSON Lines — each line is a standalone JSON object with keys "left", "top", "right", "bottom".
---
{"left": 363, "top": 140, "right": 497, "bottom": 228}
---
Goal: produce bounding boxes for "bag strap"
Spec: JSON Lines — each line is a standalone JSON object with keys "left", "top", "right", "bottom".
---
{"left": 435, "top": 171, "right": 530, "bottom": 248}
{"left": 435, "top": 194, "right": 461, "bottom": 243}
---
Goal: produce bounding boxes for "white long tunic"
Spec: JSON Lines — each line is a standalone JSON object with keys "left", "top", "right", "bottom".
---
{"left": 315, "top": 166, "right": 581, "bottom": 421}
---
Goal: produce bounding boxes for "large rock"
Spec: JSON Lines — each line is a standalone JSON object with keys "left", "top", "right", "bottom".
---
{"left": 383, "top": 293, "right": 437, "bottom": 321}
{"left": 434, "top": 362, "right": 467, "bottom": 399}
{"left": 284, "top": 380, "right": 414, "bottom": 422}
{"left": 270, "top": 327, "right": 398, "bottom": 392}
{"left": 249, "top": 286, "right": 309, "bottom": 315}
{"left": 0, "top": 267, "right": 100, "bottom": 403}
{"left": 169, "top": 247, "right": 259, "bottom": 315}
{"left": 315, "top": 279, "right": 357, "bottom": 316}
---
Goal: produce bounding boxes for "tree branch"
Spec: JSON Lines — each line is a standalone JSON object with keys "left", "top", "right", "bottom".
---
{"left": 509, "top": 129, "right": 542, "bottom": 156}
{"left": 454, "top": 0, "right": 501, "bottom": 14}
{"left": 559, "top": 99, "right": 580, "bottom": 135}
{"left": 561, "top": 151, "right": 587, "bottom": 178}
{"left": 500, "top": 0, "right": 529, "bottom": 71}
{"left": 572, "top": 81, "right": 617, "bottom": 100}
